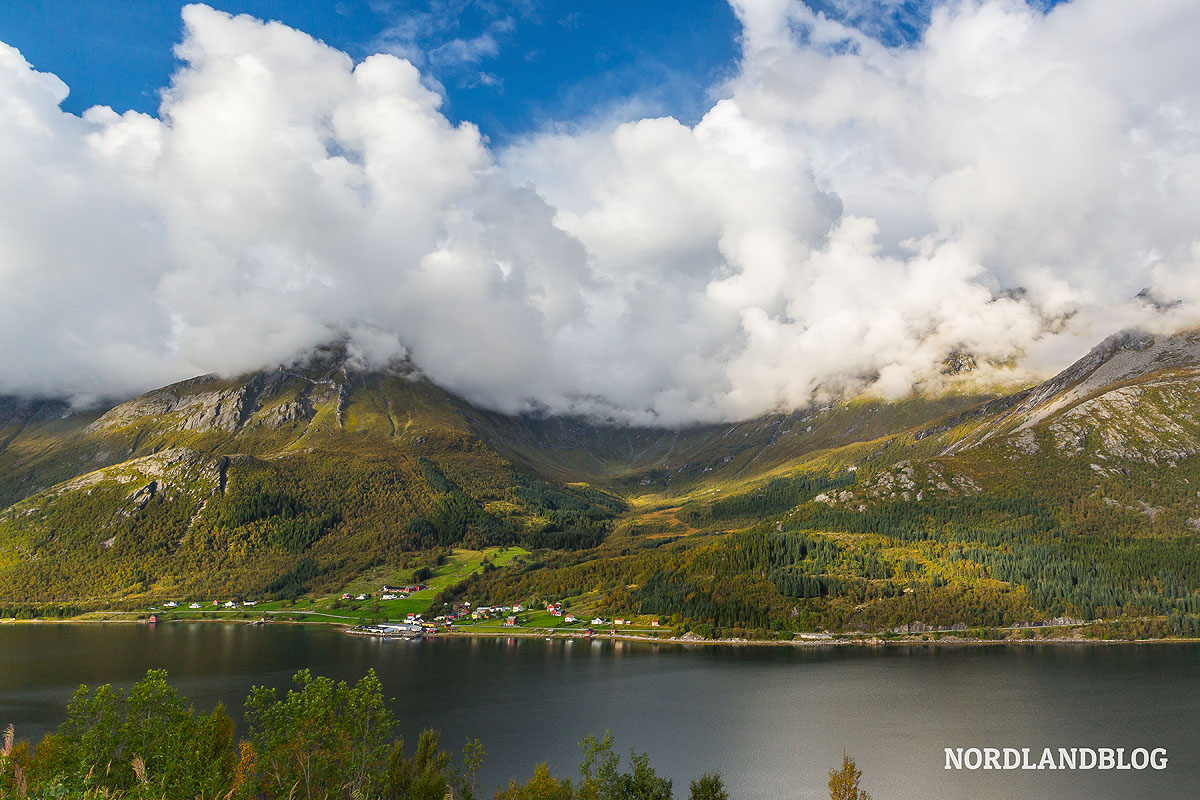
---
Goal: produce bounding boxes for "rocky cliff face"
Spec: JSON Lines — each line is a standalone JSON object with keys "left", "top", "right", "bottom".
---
{"left": 89, "top": 385, "right": 251, "bottom": 433}
{"left": 85, "top": 368, "right": 336, "bottom": 436}
{"left": 939, "top": 327, "right": 1200, "bottom": 456}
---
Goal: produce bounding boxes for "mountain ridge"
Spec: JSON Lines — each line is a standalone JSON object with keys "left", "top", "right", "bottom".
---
{"left": 3, "top": 325, "right": 1200, "bottom": 640}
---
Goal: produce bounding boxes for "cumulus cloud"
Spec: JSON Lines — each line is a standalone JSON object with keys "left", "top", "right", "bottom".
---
{"left": 1, "top": 1, "right": 1200, "bottom": 424}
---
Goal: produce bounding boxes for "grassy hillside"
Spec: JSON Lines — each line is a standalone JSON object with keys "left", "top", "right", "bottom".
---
{"left": 4, "top": 329, "right": 1200, "bottom": 639}
{"left": 462, "top": 392, "right": 994, "bottom": 492}
{"left": 446, "top": 330, "right": 1200, "bottom": 639}
{"left": 0, "top": 357, "right": 624, "bottom": 605}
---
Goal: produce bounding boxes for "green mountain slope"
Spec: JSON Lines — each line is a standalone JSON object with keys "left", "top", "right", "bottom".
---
{"left": 452, "top": 328, "right": 1200, "bottom": 638}
{"left": 462, "top": 392, "right": 991, "bottom": 492}
{"left": 0, "top": 353, "right": 623, "bottom": 603}
{"left": 4, "top": 328, "right": 1200, "bottom": 639}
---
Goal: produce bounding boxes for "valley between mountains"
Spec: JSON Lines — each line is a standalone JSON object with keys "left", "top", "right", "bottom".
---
{"left": 3, "top": 328, "right": 1200, "bottom": 641}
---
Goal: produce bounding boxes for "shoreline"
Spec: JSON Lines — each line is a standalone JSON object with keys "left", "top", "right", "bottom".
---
{"left": 433, "top": 628, "right": 1200, "bottom": 648}
{"left": 4, "top": 614, "right": 1199, "bottom": 648}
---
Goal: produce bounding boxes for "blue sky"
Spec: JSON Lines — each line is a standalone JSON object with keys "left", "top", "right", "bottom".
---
{"left": 0, "top": 1, "right": 1067, "bottom": 145}
{"left": 1, "top": 0, "right": 740, "bottom": 144}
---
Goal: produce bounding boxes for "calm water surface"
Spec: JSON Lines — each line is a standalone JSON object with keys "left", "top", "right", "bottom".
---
{"left": 1, "top": 623, "right": 1196, "bottom": 799}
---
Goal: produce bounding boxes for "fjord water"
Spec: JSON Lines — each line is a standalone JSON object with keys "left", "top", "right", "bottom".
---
{"left": 1, "top": 624, "right": 1196, "bottom": 800}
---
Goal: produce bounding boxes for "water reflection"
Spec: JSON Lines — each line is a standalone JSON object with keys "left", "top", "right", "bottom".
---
{"left": 1, "top": 625, "right": 1196, "bottom": 800}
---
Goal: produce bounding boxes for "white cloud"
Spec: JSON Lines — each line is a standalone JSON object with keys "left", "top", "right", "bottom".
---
{"left": 1, "top": 1, "right": 1200, "bottom": 424}
{"left": 428, "top": 33, "right": 499, "bottom": 66}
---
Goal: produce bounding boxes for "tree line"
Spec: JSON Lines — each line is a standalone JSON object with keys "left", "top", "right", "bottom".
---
{"left": 0, "top": 670, "right": 874, "bottom": 800}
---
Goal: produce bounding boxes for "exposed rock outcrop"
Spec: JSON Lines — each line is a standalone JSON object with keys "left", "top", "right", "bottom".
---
{"left": 1044, "top": 376, "right": 1200, "bottom": 463}
{"left": 88, "top": 384, "right": 252, "bottom": 433}
{"left": 813, "top": 460, "right": 980, "bottom": 507}
{"left": 941, "top": 327, "right": 1200, "bottom": 455}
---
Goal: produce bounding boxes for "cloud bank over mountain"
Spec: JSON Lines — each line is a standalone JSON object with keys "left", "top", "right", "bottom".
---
{"left": 2, "top": 0, "right": 1200, "bottom": 424}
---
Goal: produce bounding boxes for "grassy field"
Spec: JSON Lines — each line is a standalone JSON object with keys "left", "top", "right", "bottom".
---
{"left": 72, "top": 544, "right": 670, "bottom": 636}
{"left": 145, "top": 546, "right": 529, "bottom": 625}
